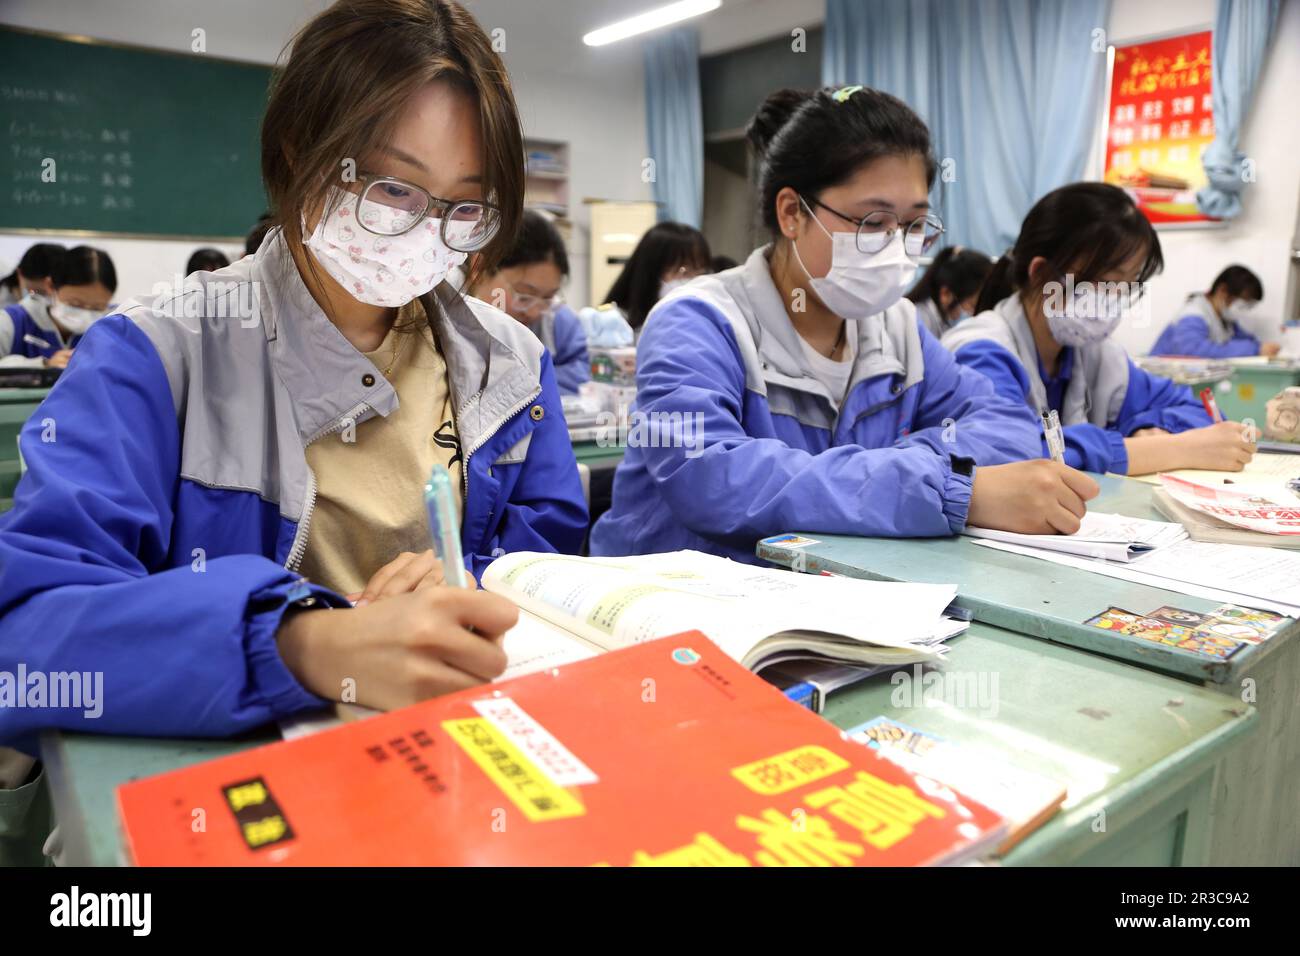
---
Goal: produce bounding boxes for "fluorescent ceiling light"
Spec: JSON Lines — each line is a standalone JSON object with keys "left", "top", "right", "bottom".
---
{"left": 583, "top": 0, "right": 722, "bottom": 47}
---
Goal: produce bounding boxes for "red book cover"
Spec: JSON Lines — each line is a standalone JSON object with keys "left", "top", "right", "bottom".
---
{"left": 118, "top": 634, "right": 1004, "bottom": 866}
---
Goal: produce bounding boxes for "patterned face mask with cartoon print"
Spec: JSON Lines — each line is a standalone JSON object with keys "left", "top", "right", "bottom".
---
{"left": 302, "top": 187, "right": 467, "bottom": 308}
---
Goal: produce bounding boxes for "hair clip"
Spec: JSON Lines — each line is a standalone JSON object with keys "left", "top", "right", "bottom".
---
{"left": 832, "top": 85, "right": 863, "bottom": 103}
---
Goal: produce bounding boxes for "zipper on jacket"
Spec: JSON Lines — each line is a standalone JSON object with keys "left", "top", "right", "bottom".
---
{"left": 459, "top": 384, "right": 542, "bottom": 501}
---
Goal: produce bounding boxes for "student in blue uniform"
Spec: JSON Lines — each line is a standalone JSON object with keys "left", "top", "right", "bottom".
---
{"left": 906, "top": 245, "right": 993, "bottom": 339}
{"left": 601, "top": 221, "right": 712, "bottom": 338}
{"left": 945, "top": 182, "right": 1256, "bottom": 477}
{"left": 1150, "top": 265, "right": 1280, "bottom": 359}
{"left": 1, "top": 245, "right": 115, "bottom": 368}
{"left": 467, "top": 208, "right": 589, "bottom": 394}
{"left": 590, "top": 87, "right": 1098, "bottom": 564}
{"left": 0, "top": 242, "right": 64, "bottom": 308}
{"left": 0, "top": 0, "right": 587, "bottom": 751}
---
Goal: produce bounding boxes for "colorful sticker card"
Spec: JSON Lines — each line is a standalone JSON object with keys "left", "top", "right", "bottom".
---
{"left": 1084, "top": 606, "right": 1246, "bottom": 660}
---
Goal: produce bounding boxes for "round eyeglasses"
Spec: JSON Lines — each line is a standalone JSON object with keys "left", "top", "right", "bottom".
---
{"left": 802, "top": 195, "right": 944, "bottom": 259}
{"left": 347, "top": 174, "right": 501, "bottom": 252}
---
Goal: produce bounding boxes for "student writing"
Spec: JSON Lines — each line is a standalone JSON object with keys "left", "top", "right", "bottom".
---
{"left": 0, "top": 245, "right": 115, "bottom": 368}
{"left": 944, "top": 183, "right": 1255, "bottom": 477}
{"left": 0, "top": 0, "right": 587, "bottom": 750}
{"left": 590, "top": 86, "right": 1098, "bottom": 564}
{"left": 1150, "top": 265, "right": 1280, "bottom": 359}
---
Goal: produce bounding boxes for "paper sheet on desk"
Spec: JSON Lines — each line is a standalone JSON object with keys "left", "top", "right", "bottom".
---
{"left": 972, "top": 537, "right": 1300, "bottom": 617}
{"left": 963, "top": 512, "right": 1186, "bottom": 562}
{"left": 1130, "top": 452, "right": 1300, "bottom": 491}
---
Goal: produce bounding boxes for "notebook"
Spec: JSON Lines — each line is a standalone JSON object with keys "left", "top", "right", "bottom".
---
{"left": 963, "top": 512, "right": 1186, "bottom": 562}
{"left": 119, "top": 636, "right": 1006, "bottom": 866}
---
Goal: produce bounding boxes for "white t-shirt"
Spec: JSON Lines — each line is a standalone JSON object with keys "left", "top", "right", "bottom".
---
{"left": 797, "top": 320, "right": 857, "bottom": 406}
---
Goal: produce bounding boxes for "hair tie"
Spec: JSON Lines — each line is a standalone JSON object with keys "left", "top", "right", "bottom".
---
{"left": 832, "top": 85, "right": 863, "bottom": 103}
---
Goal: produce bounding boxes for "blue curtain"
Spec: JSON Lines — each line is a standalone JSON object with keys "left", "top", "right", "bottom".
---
{"left": 643, "top": 27, "right": 704, "bottom": 227}
{"left": 1196, "top": 0, "right": 1283, "bottom": 219}
{"left": 823, "top": 0, "right": 1111, "bottom": 256}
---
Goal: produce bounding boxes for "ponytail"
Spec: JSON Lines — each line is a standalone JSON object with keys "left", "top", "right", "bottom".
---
{"left": 974, "top": 252, "right": 1017, "bottom": 315}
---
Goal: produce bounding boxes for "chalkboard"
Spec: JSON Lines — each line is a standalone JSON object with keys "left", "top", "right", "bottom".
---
{"left": 0, "top": 26, "right": 273, "bottom": 238}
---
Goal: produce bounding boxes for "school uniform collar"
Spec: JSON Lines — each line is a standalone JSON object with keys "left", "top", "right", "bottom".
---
{"left": 1186, "top": 291, "right": 1233, "bottom": 339}
{"left": 251, "top": 229, "right": 400, "bottom": 443}
{"left": 739, "top": 246, "right": 913, "bottom": 404}
{"left": 1036, "top": 341, "right": 1075, "bottom": 389}
{"left": 248, "top": 229, "right": 543, "bottom": 458}
{"left": 994, "top": 294, "right": 1090, "bottom": 420}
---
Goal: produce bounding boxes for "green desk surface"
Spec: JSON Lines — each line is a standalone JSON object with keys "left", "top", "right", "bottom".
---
{"left": 758, "top": 474, "right": 1295, "bottom": 686}
{"left": 1216, "top": 364, "right": 1300, "bottom": 426}
{"left": 0, "top": 387, "right": 51, "bottom": 405}
{"left": 0, "top": 402, "right": 38, "bottom": 459}
{"left": 758, "top": 474, "right": 1300, "bottom": 865}
{"left": 570, "top": 438, "right": 625, "bottom": 470}
{"left": 38, "top": 621, "right": 1253, "bottom": 867}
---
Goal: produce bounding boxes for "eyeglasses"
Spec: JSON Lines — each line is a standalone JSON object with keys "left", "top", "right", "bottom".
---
{"left": 345, "top": 173, "right": 501, "bottom": 251}
{"left": 802, "top": 195, "right": 944, "bottom": 259}
{"left": 506, "top": 279, "right": 564, "bottom": 314}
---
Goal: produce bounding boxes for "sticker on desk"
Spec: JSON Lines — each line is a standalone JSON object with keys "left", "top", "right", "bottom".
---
{"left": 1203, "top": 604, "right": 1289, "bottom": 644}
{"left": 761, "top": 533, "right": 820, "bottom": 549}
{"left": 1084, "top": 606, "right": 1246, "bottom": 660}
{"left": 846, "top": 716, "right": 945, "bottom": 757}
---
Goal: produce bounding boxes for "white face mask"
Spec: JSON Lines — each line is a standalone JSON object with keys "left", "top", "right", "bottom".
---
{"left": 792, "top": 206, "right": 917, "bottom": 319}
{"left": 303, "top": 187, "right": 466, "bottom": 308}
{"left": 1045, "top": 286, "right": 1126, "bottom": 347}
{"left": 50, "top": 301, "right": 101, "bottom": 335}
{"left": 1224, "top": 299, "right": 1256, "bottom": 323}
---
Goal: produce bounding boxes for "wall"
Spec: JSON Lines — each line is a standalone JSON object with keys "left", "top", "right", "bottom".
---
{"left": 0, "top": 0, "right": 652, "bottom": 308}
{"left": 1099, "top": 0, "right": 1300, "bottom": 355}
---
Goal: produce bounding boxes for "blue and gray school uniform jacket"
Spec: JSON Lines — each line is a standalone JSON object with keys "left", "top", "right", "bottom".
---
{"left": 535, "top": 304, "right": 590, "bottom": 395}
{"left": 0, "top": 230, "right": 587, "bottom": 751}
{"left": 1150, "top": 292, "right": 1260, "bottom": 358}
{"left": 944, "top": 295, "right": 1212, "bottom": 474}
{"left": 588, "top": 247, "right": 1045, "bottom": 564}
{"left": 0, "top": 295, "right": 80, "bottom": 362}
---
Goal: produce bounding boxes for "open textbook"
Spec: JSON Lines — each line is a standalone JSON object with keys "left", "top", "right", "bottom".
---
{"left": 963, "top": 512, "right": 1186, "bottom": 562}
{"left": 282, "top": 551, "right": 966, "bottom": 739}
{"left": 489, "top": 550, "right": 965, "bottom": 680}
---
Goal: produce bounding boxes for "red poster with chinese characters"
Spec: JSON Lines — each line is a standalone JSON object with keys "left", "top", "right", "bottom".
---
{"left": 1104, "top": 30, "right": 1218, "bottom": 225}
{"left": 118, "top": 635, "right": 1005, "bottom": 866}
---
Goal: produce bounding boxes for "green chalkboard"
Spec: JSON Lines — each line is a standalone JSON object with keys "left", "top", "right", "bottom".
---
{"left": 0, "top": 26, "right": 273, "bottom": 239}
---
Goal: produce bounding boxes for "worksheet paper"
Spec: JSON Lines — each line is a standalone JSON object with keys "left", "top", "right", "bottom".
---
{"left": 963, "top": 512, "right": 1186, "bottom": 562}
{"left": 1131, "top": 452, "right": 1300, "bottom": 491}
{"left": 972, "top": 537, "right": 1300, "bottom": 617}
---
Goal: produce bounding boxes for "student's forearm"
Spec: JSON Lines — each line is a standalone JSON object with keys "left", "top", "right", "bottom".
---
{"left": 1122, "top": 433, "right": 1188, "bottom": 476}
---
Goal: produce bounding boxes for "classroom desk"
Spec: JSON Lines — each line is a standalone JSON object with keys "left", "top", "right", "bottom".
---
{"left": 37, "top": 620, "right": 1254, "bottom": 867}
{"left": 0, "top": 387, "right": 51, "bottom": 406}
{"left": 757, "top": 474, "right": 1300, "bottom": 865}
{"left": 0, "top": 401, "right": 36, "bottom": 461}
{"left": 570, "top": 437, "right": 625, "bottom": 472}
{"left": 1215, "top": 362, "right": 1300, "bottom": 426}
